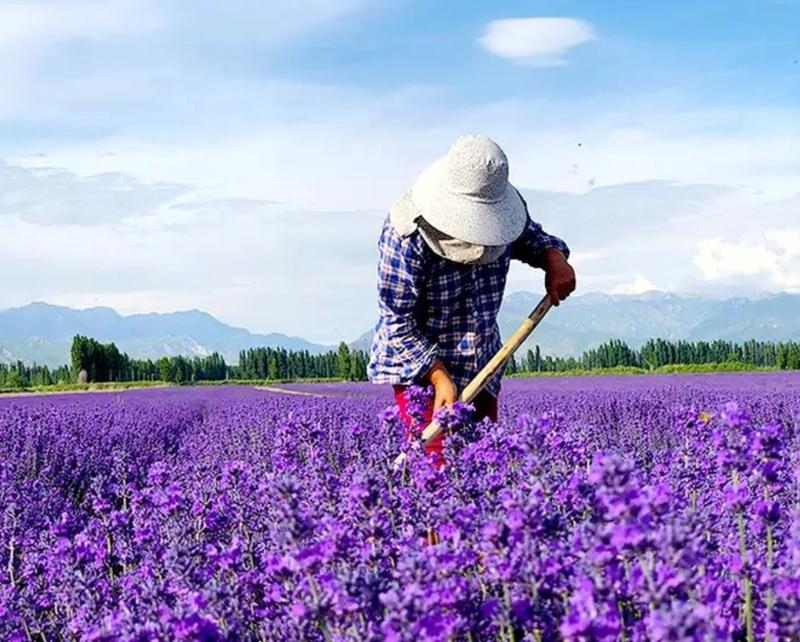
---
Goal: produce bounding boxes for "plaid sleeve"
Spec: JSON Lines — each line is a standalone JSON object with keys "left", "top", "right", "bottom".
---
{"left": 376, "top": 218, "right": 438, "bottom": 381}
{"left": 509, "top": 191, "right": 570, "bottom": 268}
{"left": 509, "top": 216, "right": 570, "bottom": 268}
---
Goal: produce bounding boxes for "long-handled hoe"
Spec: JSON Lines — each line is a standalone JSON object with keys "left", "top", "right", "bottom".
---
{"left": 394, "top": 293, "right": 554, "bottom": 467}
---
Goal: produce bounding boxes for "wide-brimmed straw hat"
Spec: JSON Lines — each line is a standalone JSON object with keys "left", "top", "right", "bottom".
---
{"left": 402, "top": 135, "right": 527, "bottom": 246}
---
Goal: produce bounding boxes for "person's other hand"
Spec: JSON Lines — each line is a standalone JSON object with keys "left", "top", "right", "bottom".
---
{"left": 427, "top": 360, "right": 458, "bottom": 412}
{"left": 543, "top": 249, "right": 577, "bottom": 306}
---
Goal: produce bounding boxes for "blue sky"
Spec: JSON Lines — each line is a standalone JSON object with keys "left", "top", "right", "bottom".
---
{"left": 281, "top": 1, "right": 798, "bottom": 99}
{"left": 0, "top": 0, "right": 798, "bottom": 342}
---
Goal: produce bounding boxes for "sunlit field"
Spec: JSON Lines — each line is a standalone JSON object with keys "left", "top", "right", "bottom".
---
{"left": 2, "top": 373, "right": 799, "bottom": 640}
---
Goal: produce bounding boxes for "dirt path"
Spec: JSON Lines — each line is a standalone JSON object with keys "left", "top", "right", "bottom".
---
{"left": 254, "top": 385, "right": 327, "bottom": 398}
{"left": 0, "top": 385, "right": 172, "bottom": 399}
{"left": 1, "top": 384, "right": 329, "bottom": 400}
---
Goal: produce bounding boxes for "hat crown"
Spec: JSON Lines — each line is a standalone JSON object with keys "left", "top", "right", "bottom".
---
{"left": 444, "top": 135, "right": 509, "bottom": 201}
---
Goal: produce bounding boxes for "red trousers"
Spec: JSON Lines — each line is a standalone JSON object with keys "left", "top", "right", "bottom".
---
{"left": 393, "top": 386, "right": 498, "bottom": 460}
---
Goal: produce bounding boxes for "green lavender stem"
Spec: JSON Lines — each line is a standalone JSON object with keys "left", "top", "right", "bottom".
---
{"left": 732, "top": 470, "right": 753, "bottom": 642}
{"left": 765, "top": 487, "right": 775, "bottom": 642}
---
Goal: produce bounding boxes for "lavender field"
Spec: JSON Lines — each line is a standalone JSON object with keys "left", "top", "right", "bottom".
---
{"left": 2, "top": 373, "right": 800, "bottom": 640}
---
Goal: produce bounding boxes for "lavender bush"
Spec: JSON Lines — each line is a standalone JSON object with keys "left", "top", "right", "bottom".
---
{"left": 1, "top": 374, "right": 799, "bottom": 641}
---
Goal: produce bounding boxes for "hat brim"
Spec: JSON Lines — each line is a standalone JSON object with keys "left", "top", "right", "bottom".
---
{"left": 410, "top": 157, "right": 527, "bottom": 246}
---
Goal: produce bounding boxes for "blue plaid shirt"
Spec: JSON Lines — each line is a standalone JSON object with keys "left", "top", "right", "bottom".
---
{"left": 367, "top": 213, "right": 569, "bottom": 397}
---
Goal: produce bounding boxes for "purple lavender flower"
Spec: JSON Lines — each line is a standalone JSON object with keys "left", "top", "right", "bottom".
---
{"left": 1, "top": 374, "right": 799, "bottom": 639}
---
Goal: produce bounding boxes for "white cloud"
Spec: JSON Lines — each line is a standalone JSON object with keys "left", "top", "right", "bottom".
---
{"left": 1, "top": 0, "right": 799, "bottom": 339}
{"left": 479, "top": 18, "right": 595, "bottom": 65}
{"left": 0, "top": 1, "right": 158, "bottom": 48}
{"left": 695, "top": 238, "right": 778, "bottom": 280}
{"left": 694, "top": 235, "right": 800, "bottom": 290}
{"left": 766, "top": 229, "right": 800, "bottom": 259}
{"left": 0, "top": 0, "right": 385, "bottom": 120}
{"left": 167, "top": 0, "right": 383, "bottom": 45}
{"left": 14, "top": 103, "right": 800, "bottom": 214}
{"left": 7, "top": 83, "right": 799, "bottom": 337}
{"left": 2, "top": 151, "right": 799, "bottom": 341}
{"left": 0, "top": 163, "right": 184, "bottom": 225}
{"left": 0, "top": 164, "right": 383, "bottom": 342}
{"left": 0, "top": 0, "right": 375, "bottom": 50}
{"left": 611, "top": 275, "right": 659, "bottom": 295}
{"left": 568, "top": 249, "right": 607, "bottom": 264}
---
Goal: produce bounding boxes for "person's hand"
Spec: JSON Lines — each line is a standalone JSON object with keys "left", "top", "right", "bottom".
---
{"left": 427, "top": 360, "right": 457, "bottom": 413}
{"left": 543, "top": 249, "right": 576, "bottom": 306}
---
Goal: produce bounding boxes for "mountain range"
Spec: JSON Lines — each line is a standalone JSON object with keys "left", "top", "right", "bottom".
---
{"left": 0, "top": 303, "right": 328, "bottom": 367}
{"left": 350, "top": 291, "right": 800, "bottom": 357}
{"left": 494, "top": 290, "right": 800, "bottom": 358}
{"left": 2, "top": 292, "right": 799, "bottom": 367}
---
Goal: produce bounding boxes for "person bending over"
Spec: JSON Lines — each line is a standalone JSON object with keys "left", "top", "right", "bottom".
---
{"left": 368, "top": 135, "right": 576, "bottom": 460}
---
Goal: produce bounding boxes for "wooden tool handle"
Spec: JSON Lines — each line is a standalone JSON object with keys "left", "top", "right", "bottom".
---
{"left": 420, "top": 294, "right": 553, "bottom": 445}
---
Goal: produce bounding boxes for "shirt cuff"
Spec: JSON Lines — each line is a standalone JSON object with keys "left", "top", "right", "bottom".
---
{"left": 544, "top": 236, "right": 570, "bottom": 261}
{"left": 409, "top": 342, "right": 439, "bottom": 384}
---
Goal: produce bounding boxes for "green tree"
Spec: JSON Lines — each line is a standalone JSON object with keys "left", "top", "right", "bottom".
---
{"left": 337, "top": 342, "right": 352, "bottom": 380}
{"left": 268, "top": 352, "right": 280, "bottom": 380}
{"left": 4, "top": 369, "right": 26, "bottom": 390}
{"left": 157, "top": 357, "right": 175, "bottom": 382}
{"left": 70, "top": 335, "right": 91, "bottom": 378}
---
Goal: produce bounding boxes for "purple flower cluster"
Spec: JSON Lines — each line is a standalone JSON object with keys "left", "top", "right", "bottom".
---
{"left": 1, "top": 374, "right": 799, "bottom": 641}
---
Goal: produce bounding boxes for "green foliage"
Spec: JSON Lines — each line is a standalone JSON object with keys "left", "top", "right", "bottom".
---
{"left": 57, "top": 340, "right": 371, "bottom": 387}
{"left": 65, "top": 336, "right": 228, "bottom": 385}
{"left": 0, "top": 360, "right": 71, "bottom": 390}
{"left": 520, "top": 337, "right": 799, "bottom": 375}
{"left": 505, "top": 355, "right": 519, "bottom": 375}
{"left": 509, "top": 362, "right": 779, "bottom": 379}
{"left": 4, "top": 369, "right": 27, "bottom": 390}
{"left": 70, "top": 335, "right": 91, "bottom": 374}
{"left": 524, "top": 345, "right": 542, "bottom": 372}
{"left": 8, "top": 334, "right": 800, "bottom": 395}
{"left": 234, "top": 345, "right": 369, "bottom": 382}
{"left": 69, "top": 335, "right": 127, "bottom": 382}
{"left": 337, "top": 342, "right": 352, "bottom": 380}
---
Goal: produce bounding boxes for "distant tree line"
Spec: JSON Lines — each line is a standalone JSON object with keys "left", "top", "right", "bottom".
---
{"left": 232, "top": 343, "right": 368, "bottom": 381}
{"left": 63, "top": 337, "right": 369, "bottom": 386}
{"left": 519, "top": 338, "right": 800, "bottom": 372}
{"left": 4, "top": 335, "right": 800, "bottom": 391}
{"left": 0, "top": 362, "right": 72, "bottom": 389}
{"left": 70, "top": 335, "right": 228, "bottom": 384}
